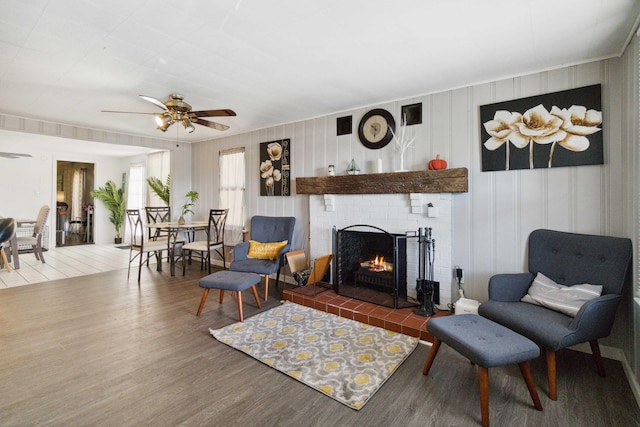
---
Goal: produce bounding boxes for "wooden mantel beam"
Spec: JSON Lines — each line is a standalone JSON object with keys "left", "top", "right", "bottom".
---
{"left": 295, "top": 168, "right": 468, "bottom": 195}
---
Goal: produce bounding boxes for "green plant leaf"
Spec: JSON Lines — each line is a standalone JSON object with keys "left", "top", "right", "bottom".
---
{"left": 147, "top": 175, "right": 170, "bottom": 205}
{"left": 181, "top": 190, "right": 199, "bottom": 217}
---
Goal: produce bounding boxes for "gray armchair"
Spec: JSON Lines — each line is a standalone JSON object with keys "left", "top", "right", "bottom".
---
{"left": 230, "top": 216, "right": 296, "bottom": 301}
{"left": 478, "top": 229, "right": 632, "bottom": 401}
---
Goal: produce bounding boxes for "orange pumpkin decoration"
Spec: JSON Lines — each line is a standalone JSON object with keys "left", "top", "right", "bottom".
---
{"left": 428, "top": 155, "right": 447, "bottom": 170}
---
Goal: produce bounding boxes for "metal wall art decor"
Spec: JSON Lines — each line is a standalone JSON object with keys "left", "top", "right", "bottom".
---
{"left": 260, "top": 139, "right": 290, "bottom": 196}
{"left": 480, "top": 84, "right": 603, "bottom": 172}
{"left": 401, "top": 102, "right": 422, "bottom": 126}
{"left": 336, "top": 116, "right": 352, "bottom": 136}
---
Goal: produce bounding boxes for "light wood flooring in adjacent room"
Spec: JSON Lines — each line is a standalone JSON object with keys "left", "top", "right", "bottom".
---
{"left": 0, "top": 265, "right": 638, "bottom": 426}
{"left": 0, "top": 244, "right": 132, "bottom": 288}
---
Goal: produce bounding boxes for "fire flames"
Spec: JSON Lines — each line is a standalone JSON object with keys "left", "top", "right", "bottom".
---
{"left": 369, "top": 255, "right": 387, "bottom": 272}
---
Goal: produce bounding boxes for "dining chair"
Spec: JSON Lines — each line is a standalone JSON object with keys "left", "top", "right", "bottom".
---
{"left": 145, "top": 206, "right": 185, "bottom": 264}
{"left": 16, "top": 205, "right": 50, "bottom": 264}
{"left": 182, "top": 208, "right": 228, "bottom": 275}
{"left": 126, "top": 209, "right": 169, "bottom": 282}
{"left": 145, "top": 206, "right": 171, "bottom": 240}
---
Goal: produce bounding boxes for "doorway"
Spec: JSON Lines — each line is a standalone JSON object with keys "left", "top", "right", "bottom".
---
{"left": 56, "top": 161, "right": 95, "bottom": 246}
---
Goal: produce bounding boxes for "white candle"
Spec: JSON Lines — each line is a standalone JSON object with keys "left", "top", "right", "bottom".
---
{"left": 377, "top": 158, "right": 383, "bottom": 173}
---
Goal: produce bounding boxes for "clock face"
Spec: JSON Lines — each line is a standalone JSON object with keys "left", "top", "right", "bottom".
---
{"left": 358, "top": 109, "right": 395, "bottom": 149}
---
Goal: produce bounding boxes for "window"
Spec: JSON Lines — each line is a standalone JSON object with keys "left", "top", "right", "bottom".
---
{"left": 127, "top": 163, "right": 146, "bottom": 211}
{"left": 219, "top": 148, "right": 245, "bottom": 243}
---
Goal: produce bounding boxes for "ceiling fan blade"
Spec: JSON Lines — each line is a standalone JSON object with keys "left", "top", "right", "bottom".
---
{"left": 196, "top": 118, "right": 230, "bottom": 131}
{"left": 101, "top": 110, "right": 157, "bottom": 115}
{"left": 139, "top": 95, "right": 168, "bottom": 111}
{"left": 0, "top": 152, "right": 32, "bottom": 159}
{"left": 191, "top": 109, "right": 236, "bottom": 117}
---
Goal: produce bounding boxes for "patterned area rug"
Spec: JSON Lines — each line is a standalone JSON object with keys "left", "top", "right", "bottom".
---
{"left": 209, "top": 301, "right": 419, "bottom": 410}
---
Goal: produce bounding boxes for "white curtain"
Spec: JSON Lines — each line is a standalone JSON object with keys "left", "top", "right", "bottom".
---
{"left": 219, "top": 148, "right": 245, "bottom": 243}
{"left": 71, "top": 169, "right": 85, "bottom": 221}
{"left": 127, "top": 163, "right": 145, "bottom": 211}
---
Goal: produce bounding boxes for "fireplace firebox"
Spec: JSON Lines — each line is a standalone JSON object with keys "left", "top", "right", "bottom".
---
{"left": 333, "top": 225, "right": 416, "bottom": 309}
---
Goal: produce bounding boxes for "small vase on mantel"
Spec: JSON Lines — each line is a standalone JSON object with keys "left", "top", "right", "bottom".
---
{"left": 178, "top": 216, "right": 185, "bottom": 225}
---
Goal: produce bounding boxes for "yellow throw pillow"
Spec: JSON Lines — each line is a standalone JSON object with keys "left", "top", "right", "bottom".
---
{"left": 247, "top": 240, "right": 288, "bottom": 260}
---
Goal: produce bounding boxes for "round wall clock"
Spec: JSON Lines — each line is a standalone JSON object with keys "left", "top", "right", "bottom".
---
{"left": 358, "top": 108, "right": 396, "bottom": 149}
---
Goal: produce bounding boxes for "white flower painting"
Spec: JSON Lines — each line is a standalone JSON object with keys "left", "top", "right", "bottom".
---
{"left": 260, "top": 139, "right": 290, "bottom": 196}
{"left": 480, "top": 85, "right": 603, "bottom": 171}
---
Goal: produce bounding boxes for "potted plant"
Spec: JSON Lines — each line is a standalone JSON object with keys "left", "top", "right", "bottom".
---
{"left": 147, "top": 175, "right": 170, "bottom": 206}
{"left": 178, "top": 190, "right": 199, "bottom": 224}
{"left": 90, "top": 180, "right": 126, "bottom": 244}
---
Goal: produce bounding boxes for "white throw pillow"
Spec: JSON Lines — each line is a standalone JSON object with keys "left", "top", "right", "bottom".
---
{"left": 521, "top": 272, "right": 603, "bottom": 317}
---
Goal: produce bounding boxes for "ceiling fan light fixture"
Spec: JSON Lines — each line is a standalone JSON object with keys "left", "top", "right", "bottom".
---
{"left": 156, "top": 113, "right": 173, "bottom": 132}
{"left": 182, "top": 117, "right": 195, "bottom": 133}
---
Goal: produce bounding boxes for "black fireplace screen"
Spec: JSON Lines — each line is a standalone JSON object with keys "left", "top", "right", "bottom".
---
{"left": 333, "top": 225, "right": 415, "bottom": 309}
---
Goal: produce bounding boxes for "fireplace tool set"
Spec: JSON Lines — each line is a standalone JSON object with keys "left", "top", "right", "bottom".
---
{"left": 411, "top": 227, "right": 437, "bottom": 317}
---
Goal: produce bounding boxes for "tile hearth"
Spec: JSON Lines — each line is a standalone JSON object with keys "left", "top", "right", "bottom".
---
{"left": 282, "top": 284, "right": 448, "bottom": 342}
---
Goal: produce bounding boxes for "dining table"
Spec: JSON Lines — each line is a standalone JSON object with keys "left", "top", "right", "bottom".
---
{"left": 147, "top": 221, "right": 209, "bottom": 276}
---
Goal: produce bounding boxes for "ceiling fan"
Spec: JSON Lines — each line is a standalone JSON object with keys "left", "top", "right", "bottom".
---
{"left": 102, "top": 94, "right": 236, "bottom": 133}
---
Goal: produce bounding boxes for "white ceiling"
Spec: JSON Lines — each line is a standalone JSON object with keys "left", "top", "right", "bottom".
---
{"left": 0, "top": 0, "right": 639, "bottom": 145}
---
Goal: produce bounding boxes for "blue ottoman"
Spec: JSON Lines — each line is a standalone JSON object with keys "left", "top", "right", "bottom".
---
{"left": 197, "top": 271, "right": 262, "bottom": 321}
{"left": 422, "top": 314, "right": 542, "bottom": 427}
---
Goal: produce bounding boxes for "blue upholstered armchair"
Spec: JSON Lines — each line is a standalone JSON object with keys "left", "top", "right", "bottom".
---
{"left": 230, "top": 216, "right": 296, "bottom": 301}
{"left": 478, "top": 229, "right": 632, "bottom": 401}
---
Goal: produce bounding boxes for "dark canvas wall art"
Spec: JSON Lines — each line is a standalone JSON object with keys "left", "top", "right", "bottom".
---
{"left": 260, "top": 139, "right": 290, "bottom": 196}
{"left": 480, "top": 84, "right": 603, "bottom": 172}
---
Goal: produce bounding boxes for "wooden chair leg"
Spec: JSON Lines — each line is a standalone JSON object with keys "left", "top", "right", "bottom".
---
{"left": 1, "top": 248, "right": 11, "bottom": 272}
{"left": 590, "top": 340, "right": 606, "bottom": 377}
{"left": 219, "top": 289, "right": 225, "bottom": 303}
{"left": 251, "top": 285, "right": 262, "bottom": 309}
{"left": 478, "top": 366, "right": 490, "bottom": 427}
{"left": 422, "top": 338, "right": 442, "bottom": 376}
{"left": 545, "top": 348, "right": 557, "bottom": 401}
{"left": 263, "top": 275, "right": 269, "bottom": 301}
{"left": 518, "top": 362, "right": 543, "bottom": 411}
{"left": 237, "top": 290, "right": 244, "bottom": 322}
{"left": 196, "top": 289, "right": 210, "bottom": 316}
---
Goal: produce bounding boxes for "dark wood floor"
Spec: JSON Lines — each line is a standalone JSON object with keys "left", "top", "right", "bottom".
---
{"left": 1, "top": 266, "right": 638, "bottom": 426}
